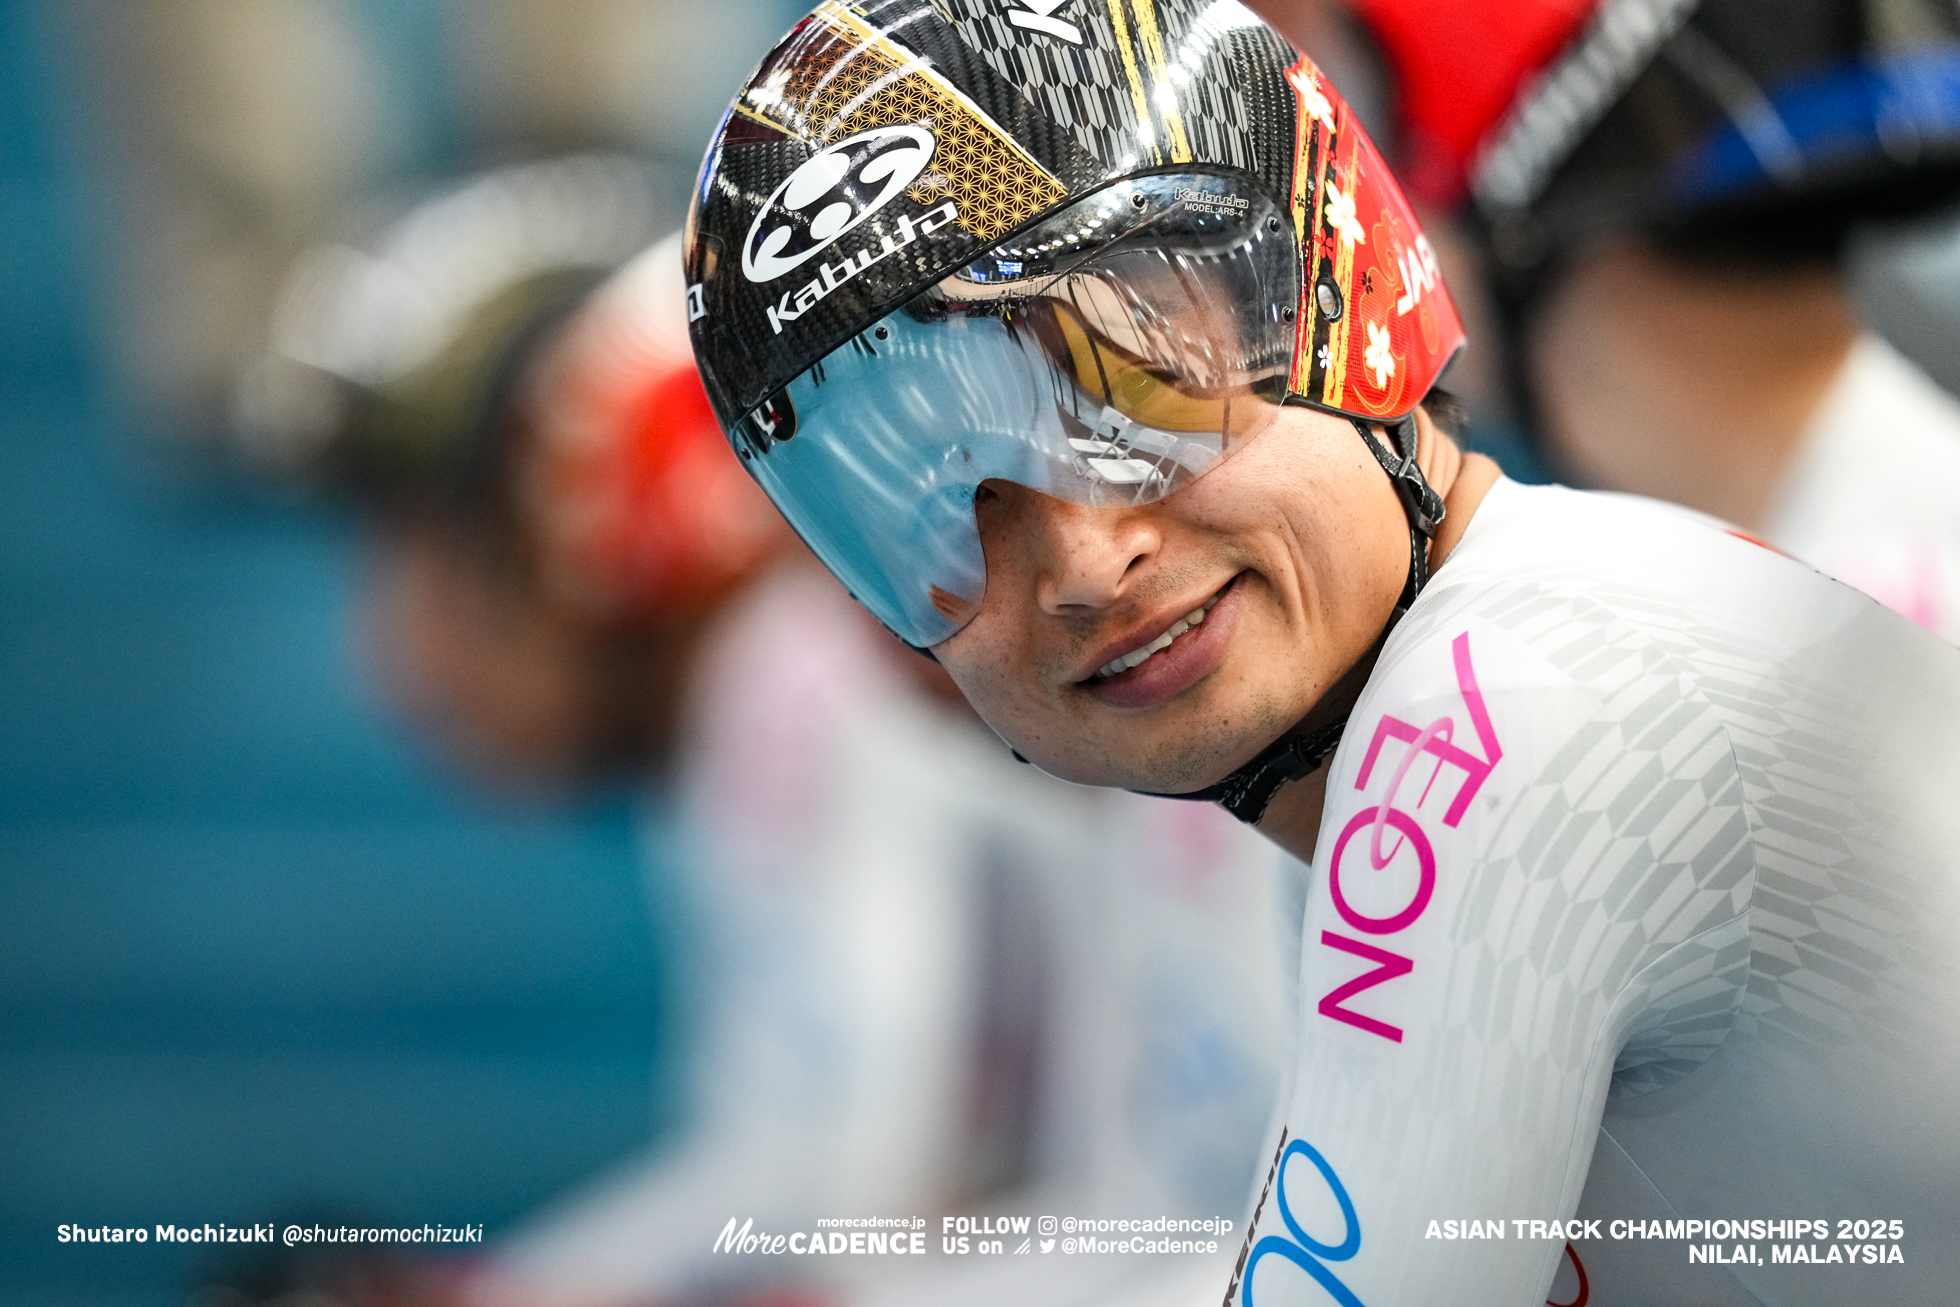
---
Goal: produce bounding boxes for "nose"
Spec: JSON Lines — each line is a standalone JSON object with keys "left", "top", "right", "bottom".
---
{"left": 1010, "top": 487, "right": 1161, "bottom": 616}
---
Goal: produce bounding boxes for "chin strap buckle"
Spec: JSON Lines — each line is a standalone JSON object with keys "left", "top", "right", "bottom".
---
{"left": 1363, "top": 414, "right": 1446, "bottom": 538}
{"left": 1354, "top": 415, "right": 1445, "bottom": 617}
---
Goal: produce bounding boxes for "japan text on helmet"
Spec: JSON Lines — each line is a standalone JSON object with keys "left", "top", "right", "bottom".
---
{"left": 685, "top": 0, "right": 1465, "bottom": 654}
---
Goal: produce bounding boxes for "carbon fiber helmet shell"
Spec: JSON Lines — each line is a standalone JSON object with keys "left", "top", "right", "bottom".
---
{"left": 685, "top": 0, "right": 1465, "bottom": 436}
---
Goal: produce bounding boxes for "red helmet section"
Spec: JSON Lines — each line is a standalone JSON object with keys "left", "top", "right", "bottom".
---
{"left": 1283, "top": 56, "right": 1467, "bottom": 422}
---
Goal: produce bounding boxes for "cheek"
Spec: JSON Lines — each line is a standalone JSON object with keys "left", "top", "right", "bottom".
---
{"left": 933, "top": 620, "right": 1028, "bottom": 732}
{"left": 935, "top": 613, "right": 1097, "bottom": 777}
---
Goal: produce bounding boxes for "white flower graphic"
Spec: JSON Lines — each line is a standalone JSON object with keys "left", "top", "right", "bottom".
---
{"left": 1325, "top": 183, "right": 1365, "bottom": 248}
{"left": 1317, "top": 342, "right": 1332, "bottom": 372}
{"left": 1294, "top": 71, "right": 1337, "bottom": 133}
{"left": 1365, "top": 322, "right": 1395, "bottom": 389}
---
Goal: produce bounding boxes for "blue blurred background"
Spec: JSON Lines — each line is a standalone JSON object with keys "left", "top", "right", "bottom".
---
{"left": 0, "top": 3, "right": 795, "bottom": 1304}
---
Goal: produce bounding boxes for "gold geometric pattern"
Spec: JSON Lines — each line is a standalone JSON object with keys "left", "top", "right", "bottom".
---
{"left": 739, "top": 1, "right": 1065, "bottom": 243}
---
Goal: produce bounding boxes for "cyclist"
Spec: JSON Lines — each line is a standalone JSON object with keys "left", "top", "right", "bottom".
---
{"left": 687, "top": 2, "right": 1960, "bottom": 1303}
{"left": 235, "top": 153, "right": 785, "bottom": 786}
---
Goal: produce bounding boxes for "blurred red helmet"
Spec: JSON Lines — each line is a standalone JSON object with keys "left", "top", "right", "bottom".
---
{"left": 524, "top": 234, "right": 786, "bottom": 623}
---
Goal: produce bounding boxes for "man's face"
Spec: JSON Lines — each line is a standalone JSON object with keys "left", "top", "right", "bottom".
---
{"left": 933, "top": 405, "right": 1409, "bottom": 793}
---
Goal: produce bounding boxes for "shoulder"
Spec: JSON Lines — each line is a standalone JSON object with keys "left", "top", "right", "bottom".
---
{"left": 1329, "top": 474, "right": 1960, "bottom": 931}
{"left": 1346, "top": 481, "right": 1730, "bottom": 784}
{"left": 1312, "top": 484, "right": 1767, "bottom": 953}
{"left": 1430, "top": 476, "right": 1818, "bottom": 602}
{"left": 1410, "top": 477, "right": 1958, "bottom": 678}
{"left": 1301, "top": 489, "right": 1765, "bottom": 1067}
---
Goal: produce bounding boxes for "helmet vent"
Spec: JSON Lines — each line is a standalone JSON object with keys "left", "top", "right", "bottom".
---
{"left": 1315, "top": 277, "right": 1345, "bottom": 322}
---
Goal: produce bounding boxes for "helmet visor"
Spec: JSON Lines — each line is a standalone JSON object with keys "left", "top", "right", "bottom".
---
{"left": 728, "top": 173, "right": 1300, "bottom": 647}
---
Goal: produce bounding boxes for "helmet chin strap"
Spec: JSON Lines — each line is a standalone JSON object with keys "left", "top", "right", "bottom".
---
{"left": 1131, "top": 412, "right": 1445, "bottom": 825}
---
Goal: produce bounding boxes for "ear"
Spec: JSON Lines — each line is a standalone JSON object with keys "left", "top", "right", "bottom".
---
{"left": 1410, "top": 404, "right": 1462, "bottom": 496}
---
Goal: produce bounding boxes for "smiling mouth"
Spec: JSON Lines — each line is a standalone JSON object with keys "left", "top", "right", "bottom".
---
{"left": 1088, "top": 578, "right": 1236, "bottom": 681}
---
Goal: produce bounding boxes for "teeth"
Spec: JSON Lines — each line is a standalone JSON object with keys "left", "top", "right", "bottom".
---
{"left": 1094, "top": 602, "right": 1215, "bottom": 679}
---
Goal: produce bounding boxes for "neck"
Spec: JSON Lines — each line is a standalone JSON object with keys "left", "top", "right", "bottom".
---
{"left": 1251, "top": 423, "right": 1500, "bottom": 862}
{"left": 1529, "top": 242, "right": 1856, "bottom": 530}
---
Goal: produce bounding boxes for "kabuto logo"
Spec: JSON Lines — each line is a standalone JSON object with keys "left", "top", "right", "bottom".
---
{"left": 742, "top": 125, "right": 936, "bottom": 284}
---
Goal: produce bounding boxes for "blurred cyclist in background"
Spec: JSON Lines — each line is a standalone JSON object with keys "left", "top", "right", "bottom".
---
{"left": 237, "top": 154, "right": 1298, "bottom": 1307}
{"left": 1347, "top": 0, "right": 1960, "bottom": 638}
{"left": 233, "top": 153, "right": 785, "bottom": 790}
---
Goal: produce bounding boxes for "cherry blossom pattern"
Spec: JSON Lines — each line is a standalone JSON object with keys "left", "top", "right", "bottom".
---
{"left": 1325, "top": 181, "right": 1366, "bottom": 248}
{"left": 1290, "top": 66, "right": 1337, "bottom": 133}
{"left": 1365, "top": 321, "right": 1395, "bottom": 389}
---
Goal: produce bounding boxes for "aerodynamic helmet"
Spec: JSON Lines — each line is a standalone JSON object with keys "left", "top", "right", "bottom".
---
{"left": 686, "top": 0, "right": 1465, "bottom": 653}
